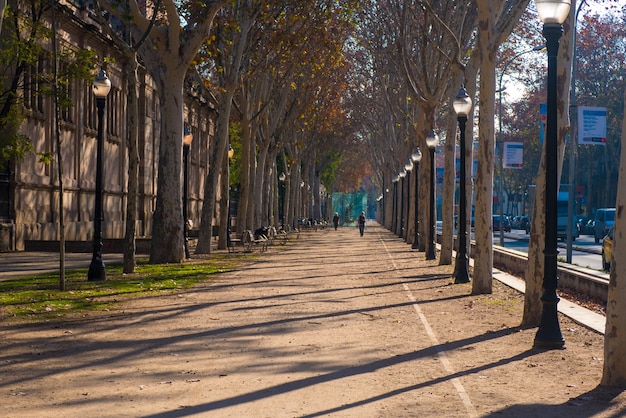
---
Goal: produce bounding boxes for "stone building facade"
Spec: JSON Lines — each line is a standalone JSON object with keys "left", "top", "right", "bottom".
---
{"left": 0, "top": 0, "right": 216, "bottom": 251}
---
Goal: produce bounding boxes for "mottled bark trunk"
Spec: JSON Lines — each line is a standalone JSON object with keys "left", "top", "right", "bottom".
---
{"left": 238, "top": 116, "right": 253, "bottom": 232}
{"left": 472, "top": 2, "right": 497, "bottom": 294}
{"left": 254, "top": 141, "right": 270, "bottom": 227}
{"left": 195, "top": 88, "right": 235, "bottom": 254}
{"left": 123, "top": 57, "right": 139, "bottom": 273}
{"left": 440, "top": 111, "right": 458, "bottom": 266}
{"left": 218, "top": 149, "right": 229, "bottom": 250}
{"left": 602, "top": 86, "right": 626, "bottom": 386}
{"left": 150, "top": 73, "right": 186, "bottom": 263}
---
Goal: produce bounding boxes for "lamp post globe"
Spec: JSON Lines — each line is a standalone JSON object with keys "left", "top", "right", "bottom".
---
{"left": 411, "top": 147, "right": 422, "bottom": 250}
{"left": 425, "top": 130, "right": 439, "bottom": 260}
{"left": 534, "top": 0, "right": 570, "bottom": 349}
{"left": 452, "top": 86, "right": 473, "bottom": 284}
{"left": 536, "top": 0, "right": 571, "bottom": 24}
{"left": 88, "top": 69, "right": 111, "bottom": 282}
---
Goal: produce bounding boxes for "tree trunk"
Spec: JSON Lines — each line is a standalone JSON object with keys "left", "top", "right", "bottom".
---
{"left": 150, "top": 73, "right": 186, "bottom": 263}
{"left": 522, "top": 150, "right": 547, "bottom": 327}
{"left": 440, "top": 106, "right": 458, "bottom": 266}
{"left": 123, "top": 56, "right": 139, "bottom": 273}
{"left": 471, "top": 2, "right": 497, "bottom": 295}
{"left": 254, "top": 140, "right": 270, "bottom": 227}
{"left": 218, "top": 148, "right": 229, "bottom": 249}
{"left": 0, "top": 0, "right": 6, "bottom": 34}
{"left": 602, "top": 86, "right": 626, "bottom": 386}
{"left": 238, "top": 113, "right": 252, "bottom": 232}
{"left": 195, "top": 88, "right": 235, "bottom": 254}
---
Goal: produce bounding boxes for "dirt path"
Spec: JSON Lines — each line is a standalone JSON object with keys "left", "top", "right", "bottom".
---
{"left": 1, "top": 223, "right": 625, "bottom": 417}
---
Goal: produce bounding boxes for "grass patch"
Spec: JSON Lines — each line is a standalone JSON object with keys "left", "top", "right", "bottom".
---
{"left": 0, "top": 254, "right": 243, "bottom": 322}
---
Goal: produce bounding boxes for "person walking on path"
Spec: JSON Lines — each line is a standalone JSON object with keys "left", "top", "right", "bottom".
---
{"left": 357, "top": 211, "right": 366, "bottom": 236}
{"left": 333, "top": 212, "right": 340, "bottom": 230}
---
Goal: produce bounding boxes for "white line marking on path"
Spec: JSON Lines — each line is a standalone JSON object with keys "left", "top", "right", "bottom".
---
{"left": 380, "top": 236, "right": 478, "bottom": 418}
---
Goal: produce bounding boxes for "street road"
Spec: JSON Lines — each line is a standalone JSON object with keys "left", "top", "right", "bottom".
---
{"left": 494, "top": 230, "right": 605, "bottom": 272}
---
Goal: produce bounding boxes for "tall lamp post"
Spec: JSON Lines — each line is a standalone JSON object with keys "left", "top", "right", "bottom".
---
{"left": 453, "top": 86, "right": 473, "bottom": 284}
{"left": 279, "top": 172, "right": 286, "bottom": 229}
{"left": 411, "top": 147, "right": 422, "bottom": 250}
{"left": 404, "top": 158, "right": 413, "bottom": 242}
{"left": 227, "top": 144, "right": 234, "bottom": 232}
{"left": 425, "top": 130, "right": 439, "bottom": 260}
{"left": 498, "top": 44, "right": 545, "bottom": 246}
{"left": 398, "top": 167, "right": 407, "bottom": 238}
{"left": 88, "top": 69, "right": 111, "bottom": 282}
{"left": 534, "top": 0, "right": 570, "bottom": 349}
{"left": 182, "top": 126, "right": 193, "bottom": 259}
{"left": 392, "top": 174, "right": 399, "bottom": 234}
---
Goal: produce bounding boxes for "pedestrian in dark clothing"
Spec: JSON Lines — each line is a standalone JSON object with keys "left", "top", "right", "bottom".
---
{"left": 358, "top": 212, "right": 366, "bottom": 236}
{"left": 333, "top": 213, "right": 340, "bottom": 230}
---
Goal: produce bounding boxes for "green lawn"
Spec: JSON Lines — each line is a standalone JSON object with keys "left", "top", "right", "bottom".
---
{"left": 0, "top": 254, "right": 246, "bottom": 322}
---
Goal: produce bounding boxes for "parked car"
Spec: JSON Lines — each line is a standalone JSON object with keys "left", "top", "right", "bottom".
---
{"left": 602, "top": 226, "right": 614, "bottom": 271}
{"left": 580, "top": 219, "right": 595, "bottom": 235}
{"left": 511, "top": 216, "right": 521, "bottom": 229}
{"left": 493, "top": 215, "right": 511, "bottom": 232}
{"left": 519, "top": 216, "right": 530, "bottom": 233}
{"left": 575, "top": 215, "right": 588, "bottom": 234}
{"left": 594, "top": 208, "right": 616, "bottom": 243}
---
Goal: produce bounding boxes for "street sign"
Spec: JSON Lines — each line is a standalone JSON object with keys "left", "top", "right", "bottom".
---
{"left": 503, "top": 142, "right": 523, "bottom": 169}
{"left": 578, "top": 106, "right": 607, "bottom": 145}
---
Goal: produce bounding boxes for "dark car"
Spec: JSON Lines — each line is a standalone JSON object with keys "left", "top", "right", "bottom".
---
{"left": 575, "top": 216, "right": 588, "bottom": 234}
{"left": 594, "top": 208, "right": 616, "bottom": 243}
{"left": 519, "top": 216, "right": 530, "bottom": 233}
{"left": 493, "top": 215, "right": 511, "bottom": 232}
{"left": 580, "top": 219, "right": 595, "bottom": 235}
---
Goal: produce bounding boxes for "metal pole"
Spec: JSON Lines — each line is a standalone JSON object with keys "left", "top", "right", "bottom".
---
{"left": 405, "top": 169, "right": 410, "bottom": 241}
{"left": 399, "top": 175, "right": 404, "bottom": 238}
{"left": 426, "top": 147, "right": 437, "bottom": 260}
{"left": 412, "top": 162, "right": 420, "bottom": 249}
{"left": 183, "top": 143, "right": 190, "bottom": 259}
{"left": 391, "top": 178, "right": 398, "bottom": 233}
{"left": 454, "top": 114, "right": 470, "bottom": 283}
{"left": 88, "top": 96, "right": 106, "bottom": 281}
{"left": 534, "top": 22, "right": 565, "bottom": 348}
{"left": 498, "top": 84, "right": 505, "bottom": 247}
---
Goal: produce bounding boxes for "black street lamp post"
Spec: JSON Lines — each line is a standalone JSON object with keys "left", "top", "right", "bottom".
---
{"left": 534, "top": 0, "right": 570, "bottom": 349}
{"left": 404, "top": 158, "right": 413, "bottom": 242}
{"left": 88, "top": 69, "right": 111, "bottom": 282}
{"left": 392, "top": 174, "right": 399, "bottom": 234}
{"left": 183, "top": 126, "right": 193, "bottom": 259}
{"left": 398, "top": 167, "right": 407, "bottom": 238}
{"left": 453, "top": 86, "right": 473, "bottom": 284}
{"left": 411, "top": 147, "right": 422, "bottom": 250}
{"left": 425, "top": 130, "right": 439, "bottom": 260}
